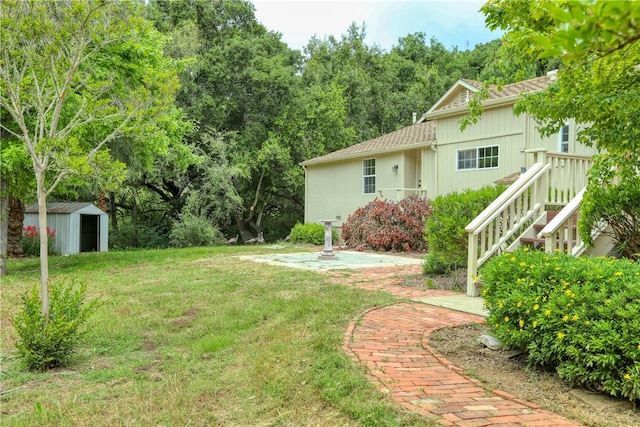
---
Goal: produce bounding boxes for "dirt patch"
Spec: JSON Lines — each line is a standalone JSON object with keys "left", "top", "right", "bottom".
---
{"left": 141, "top": 339, "right": 156, "bottom": 352}
{"left": 402, "top": 270, "right": 468, "bottom": 293}
{"left": 428, "top": 320, "right": 639, "bottom": 427}
{"left": 172, "top": 306, "right": 199, "bottom": 328}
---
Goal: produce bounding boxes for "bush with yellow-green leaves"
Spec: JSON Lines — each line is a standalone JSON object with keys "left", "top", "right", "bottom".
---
{"left": 481, "top": 249, "right": 640, "bottom": 402}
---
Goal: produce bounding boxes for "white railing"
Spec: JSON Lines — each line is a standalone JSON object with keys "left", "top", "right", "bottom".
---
{"left": 541, "top": 187, "right": 610, "bottom": 257}
{"left": 541, "top": 188, "right": 585, "bottom": 255}
{"left": 465, "top": 149, "right": 594, "bottom": 296}
{"left": 465, "top": 162, "right": 549, "bottom": 296}
{"left": 377, "top": 188, "right": 427, "bottom": 201}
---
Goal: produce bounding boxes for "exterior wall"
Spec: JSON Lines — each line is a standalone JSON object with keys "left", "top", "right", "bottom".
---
{"left": 304, "top": 152, "right": 406, "bottom": 228}
{"left": 430, "top": 106, "right": 598, "bottom": 196}
{"left": 98, "top": 215, "right": 108, "bottom": 253}
{"left": 525, "top": 117, "right": 594, "bottom": 159}
{"left": 403, "top": 150, "right": 420, "bottom": 190}
{"left": 433, "top": 106, "right": 528, "bottom": 194}
{"left": 23, "top": 213, "right": 72, "bottom": 255}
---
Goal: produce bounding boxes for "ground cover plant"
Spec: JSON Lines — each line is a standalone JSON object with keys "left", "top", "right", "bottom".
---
{"left": 342, "top": 194, "right": 431, "bottom": 252}
{"left": 0, "top": 246, "right": 435, "bottom": 426}
{"left": 481, "top": 249, "right": 640, "bottom": 403}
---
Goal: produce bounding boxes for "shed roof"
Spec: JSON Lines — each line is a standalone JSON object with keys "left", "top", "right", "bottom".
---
{"left": 301, "top": 121, "right": 436, "bottom": 166}
{"left": 25, "top": 202, "right": 107, "bottom": 215}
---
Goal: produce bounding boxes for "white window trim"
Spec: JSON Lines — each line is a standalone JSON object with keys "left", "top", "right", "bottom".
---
{"left": 362, "top": 158, "right": 376, "bottom": 195}
{"left": 559, "top": 124, "right": 569, "bottom": 153}
{"left": 456, "top": 145, "right": 500, "bottom": 171}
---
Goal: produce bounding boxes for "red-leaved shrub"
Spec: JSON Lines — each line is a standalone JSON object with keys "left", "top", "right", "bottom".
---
{"left": 342, "top": 194, "right": 431, "bottom": 252}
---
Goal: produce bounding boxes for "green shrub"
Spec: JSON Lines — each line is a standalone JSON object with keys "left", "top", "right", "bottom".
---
{"left": 21, "top": 225, "right": 56, "bottom": 256}
{"left": 342, "top": 195, "right": 432, "bottom": 252}
{"left": 109, "top": 220, "right": 170, "bottom": 250}
{"left": 12, "top": 278, "right": 102, "bottom": 371}
{"left": 169, "top": 214, "right": 226, "bottom": 248}
{"left": 481, "top": 249, "right": 640, "bottom": 402}
{"left": 289, "top": 222, "right": 337, "bottom": 245}
{"left": 423, "top": 185, "right": 504, "bottom": 274}
{"left": 580, "top": 154, "right": 640, "bottom": 259}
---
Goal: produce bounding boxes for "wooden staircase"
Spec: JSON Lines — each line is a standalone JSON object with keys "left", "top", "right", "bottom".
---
{"left": 465, "top": 149, "right": 596, "bottom": 296}
{"left": 519, "top": 211, "right": 579, "bottom": 250}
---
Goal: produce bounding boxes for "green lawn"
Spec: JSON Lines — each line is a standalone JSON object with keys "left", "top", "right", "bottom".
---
{"left": 0, "top": 245, "right": 435, "bottom": 426}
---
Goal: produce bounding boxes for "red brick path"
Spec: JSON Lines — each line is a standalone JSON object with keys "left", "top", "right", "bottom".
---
{"left": 332, "top": 264, "right": 584, "bottom": 427}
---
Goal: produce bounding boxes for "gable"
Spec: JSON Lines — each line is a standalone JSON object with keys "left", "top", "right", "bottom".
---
{"left": 419, "top": 73, "right": 557, "bottom": 121}
{"left": 426, "top": 79, "right": 483, "bottom": 114}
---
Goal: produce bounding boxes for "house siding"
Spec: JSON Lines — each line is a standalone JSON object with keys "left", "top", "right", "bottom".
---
{"left": 304, "top": 152, "right": 405, "bottom": 228}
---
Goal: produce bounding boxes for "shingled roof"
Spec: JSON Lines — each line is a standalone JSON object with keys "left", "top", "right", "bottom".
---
{"left": 301, "top": 120, "right": 436, "bottom": 166}
{"left": 301, "top": 73, "right": 556, "bottom": 166}
{"left": 431, "top": 74, "right": 555, "bottom": 113}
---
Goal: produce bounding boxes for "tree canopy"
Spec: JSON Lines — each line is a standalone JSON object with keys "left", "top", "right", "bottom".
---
{"left": 0, "top": 0, "right": 191, "bottom": 313}
{"left": 4, "top": 0, "right": 511, "bottom": 255}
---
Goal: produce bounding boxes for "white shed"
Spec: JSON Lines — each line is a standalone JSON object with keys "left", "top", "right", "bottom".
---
{"left": 24, "top": 202, "right": 109, "bottom": 255}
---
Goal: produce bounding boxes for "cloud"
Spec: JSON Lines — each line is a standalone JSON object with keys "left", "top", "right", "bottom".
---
{"left": 252, "top": 0, "right": 501, "bottom": 51}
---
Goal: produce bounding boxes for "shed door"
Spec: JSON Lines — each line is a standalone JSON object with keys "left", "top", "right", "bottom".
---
{"left": 80, "top": 215, "right": 99, "bottom": 252}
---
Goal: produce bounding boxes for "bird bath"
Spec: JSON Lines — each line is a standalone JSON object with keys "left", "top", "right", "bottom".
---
{"left": 318, "top": 219, "right": 338, "bottom": 260}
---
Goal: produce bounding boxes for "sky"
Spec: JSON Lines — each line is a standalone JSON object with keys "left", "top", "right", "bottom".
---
{"left": 252, "top": 0, "right": 503, "bottom": 53}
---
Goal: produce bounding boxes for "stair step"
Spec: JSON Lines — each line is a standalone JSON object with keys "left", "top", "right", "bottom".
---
{"left": 544, "top": 210, "right": 579, "bottom": 222}
{"left": 520, "top": 237, "right": 577, "bottom": 245}
{"left": 534, "top": 223, "right": 577, "bottom": 231}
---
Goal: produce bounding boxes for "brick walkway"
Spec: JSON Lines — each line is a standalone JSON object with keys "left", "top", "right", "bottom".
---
{"left": 332, "top": 264, "right": 584, "bottom": 427}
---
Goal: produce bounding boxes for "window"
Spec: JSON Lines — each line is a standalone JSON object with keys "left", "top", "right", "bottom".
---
{"left": 362, "top": 159, "right": 376, "bottom": 194}
{"left": 559, "top": 124, "right": 569, "bottom": 153}
{"left": 457, "top": 145, "right": 499, "bottom": 170}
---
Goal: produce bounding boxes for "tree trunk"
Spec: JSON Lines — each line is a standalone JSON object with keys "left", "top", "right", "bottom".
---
{"left": 110, "top": 191, "right": 117, "bottom": 230}
{"left": 7, "top": 196, "right": 24, "bottom": 258}
{"left": 98, "top": 192, "right": 106, "bottom": 212}
{"left": 35, "top": 170, "right": 50, "bottom": 320}
{"left": 236, "top": 215, "right": 258, "bottom": 243}
{"left": 0, "top": 177, "right": 8, "bottom": 276}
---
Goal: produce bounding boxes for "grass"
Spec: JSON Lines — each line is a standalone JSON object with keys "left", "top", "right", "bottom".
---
{"left": 1, "top": 245, "right": 435, "bottom": 426}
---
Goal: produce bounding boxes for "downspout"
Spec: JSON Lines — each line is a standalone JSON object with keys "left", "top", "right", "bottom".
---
{"left": 430, "top": 141, "right": 438, "bottom": 197}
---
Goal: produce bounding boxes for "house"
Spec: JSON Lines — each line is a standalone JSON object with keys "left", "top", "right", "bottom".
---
{"left": 301, "top": 72, "right": 597, "bottom": 231}
{"left": 302, "top": 72, "right": 616, "bottom": 295}
{"left": 23, "top": 202, "right": 109, "bottom": 255}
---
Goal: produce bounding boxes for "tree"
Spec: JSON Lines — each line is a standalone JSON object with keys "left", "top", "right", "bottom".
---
{"left": 0, "top": 136, "right": 34, "bottom": 275}
{"left": 480, "top": 0, "right": 640, "bottom": 257}
{"left": 148, "top": 0, "right": 302, "bottom": 241}
{"left": 0, "top": 0, "right": 189, "bottom": 317}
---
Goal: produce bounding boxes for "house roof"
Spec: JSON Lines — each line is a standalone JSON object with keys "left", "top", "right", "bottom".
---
{"left": 25, "top": 202, "right": 106, "bottom": 215}
{"left": 301, "top": 120, "right": 436, "bottom": 166}
{"left": 423, "top": 73, "right": 556, "bottom": 116}
{"left": 301, "top": 73, "right": 556, "bottom": 166}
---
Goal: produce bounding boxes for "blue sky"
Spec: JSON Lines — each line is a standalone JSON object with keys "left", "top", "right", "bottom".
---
{"left": 252, "top": 0, "right": 503, "bottom": 52}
